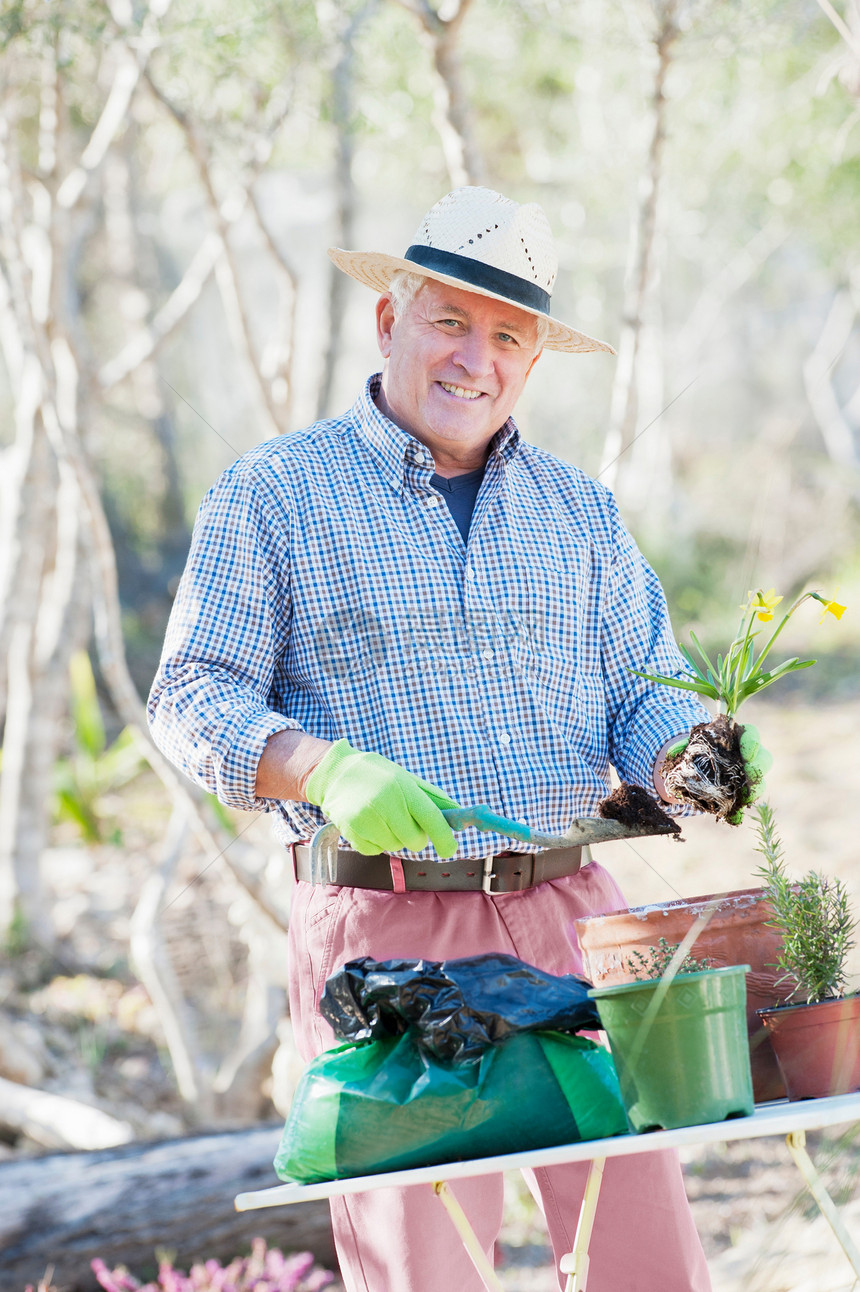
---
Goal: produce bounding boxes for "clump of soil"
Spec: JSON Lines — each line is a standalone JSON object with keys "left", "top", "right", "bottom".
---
{"left": 598, "top": 783, "right": 681, "bottom": 836}
{"left": 661, "top": 715, "right": 749, "bottom": 822}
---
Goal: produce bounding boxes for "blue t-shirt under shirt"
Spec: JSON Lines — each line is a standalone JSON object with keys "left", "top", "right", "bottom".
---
{"left": 431, "top": 467, "right": 485, "bottom": 543}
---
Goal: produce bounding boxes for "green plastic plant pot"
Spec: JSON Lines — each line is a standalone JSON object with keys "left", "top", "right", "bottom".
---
{"left": 589, "top": 965, "right": 754, "bottom": 1133}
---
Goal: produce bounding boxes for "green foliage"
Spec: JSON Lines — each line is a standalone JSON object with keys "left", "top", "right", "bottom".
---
{"left": 625, "top": 936, "right": 712, "bottom": 983}
{"left": 632, "top": 588, "right": 844, "bottom": 718}
{"left": 0, "top": 0, "right": 26, "bottom": 48}
{"left": 754, "top": 802, "right": 856, "bottom": 1004}
{"left": 1, "top": 903, "right": 30, "bottom": 957}
{"left": 53, "top": 652, "right": 145, "bottom": 843}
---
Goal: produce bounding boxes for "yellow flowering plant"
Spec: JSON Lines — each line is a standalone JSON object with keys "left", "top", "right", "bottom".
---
{"left": 632, "top": 588, "right": 846, "bottom": 721}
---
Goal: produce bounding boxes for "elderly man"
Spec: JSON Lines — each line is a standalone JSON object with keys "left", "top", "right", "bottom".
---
{"left": 149, "top": 186, "right": 714, "bottom": 1291}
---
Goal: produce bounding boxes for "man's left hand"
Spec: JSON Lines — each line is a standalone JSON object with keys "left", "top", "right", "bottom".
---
{"left": 658, "top": 722, "right": 772, "bottom": 824}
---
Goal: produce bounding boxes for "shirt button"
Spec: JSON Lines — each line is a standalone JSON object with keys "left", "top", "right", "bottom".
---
{"left": 482, "top": 648, "right": 494, "bottom": 661}
{"left": 465, "top": 565, "right": 476, "bottom": 579}
{"left": 499, "top": 731, "right": 512, "bottom": 745}
{"left": 425, "top": 494, "right": 439, "bottom": 506}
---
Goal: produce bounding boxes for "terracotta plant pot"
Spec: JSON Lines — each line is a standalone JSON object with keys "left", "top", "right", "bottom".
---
{"left": 574, "top": 888, "right": 794, "bottom": 1103}
{"left": 758, "top": 995, "right": 860, "bottom": 1100}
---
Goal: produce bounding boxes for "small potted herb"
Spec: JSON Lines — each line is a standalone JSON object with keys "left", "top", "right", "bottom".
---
{"left": 753, "top": 803, "right": 860, "bottom": 1100}
{"left": 625, "top": 937, "right": 712, "bottom": 981}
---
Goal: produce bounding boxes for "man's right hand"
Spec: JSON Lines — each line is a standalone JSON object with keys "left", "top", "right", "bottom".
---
{"left": 304, "top": 739, "right": 460, "bottom": 857}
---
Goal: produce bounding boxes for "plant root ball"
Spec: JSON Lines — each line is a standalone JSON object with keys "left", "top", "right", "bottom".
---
{"left": 598, "top": 783, "right": 682, "bottom": 836}
{"left": 661, "top": 714, "right": 749, "bottom": 822}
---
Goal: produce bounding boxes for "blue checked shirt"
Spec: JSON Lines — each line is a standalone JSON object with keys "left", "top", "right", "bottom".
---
{"left": 148, "top": 374, "right": 708, "bottom": 859}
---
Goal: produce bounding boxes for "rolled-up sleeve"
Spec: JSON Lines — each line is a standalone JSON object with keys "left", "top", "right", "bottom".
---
{"left": 147, "top": 460, "right": 300, "bottom": 811}
{"left": 601, "top": 500, "right": 710, "bottom": 793}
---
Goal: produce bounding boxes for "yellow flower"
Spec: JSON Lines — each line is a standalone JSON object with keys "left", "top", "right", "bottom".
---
{"left": 748, "top": 588, "right": 783, "bottom": 622}
{"left": 820, "top": 597, "right": 846, "bottom": 623}
{"left": 810, "top": 589, "right": 847, "bottom": 623}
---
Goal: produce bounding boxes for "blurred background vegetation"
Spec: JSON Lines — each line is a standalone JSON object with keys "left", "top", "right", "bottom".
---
{"left": 1, "top": 0, "right": 859, "bottom": 1281}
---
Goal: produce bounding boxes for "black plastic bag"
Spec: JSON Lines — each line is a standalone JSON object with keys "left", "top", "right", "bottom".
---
{"left": 320, "top": 952, "right": 601, "bottom": 1063}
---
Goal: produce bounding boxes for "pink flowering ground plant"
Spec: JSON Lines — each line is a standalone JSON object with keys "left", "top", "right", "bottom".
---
{"left": 90, "top": 1239, "right": 334, "bottom": 1292}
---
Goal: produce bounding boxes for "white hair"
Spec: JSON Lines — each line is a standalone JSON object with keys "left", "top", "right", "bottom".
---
{"left": 386, "top": 269, "right": 548, "bottom": 352}
{"left": 387, "top": 270, "right": 428, "bottom": 318}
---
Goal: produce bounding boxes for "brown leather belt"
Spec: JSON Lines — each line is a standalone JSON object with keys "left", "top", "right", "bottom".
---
{"left": 291, "top": 843, "right": 583, "bottom": 894}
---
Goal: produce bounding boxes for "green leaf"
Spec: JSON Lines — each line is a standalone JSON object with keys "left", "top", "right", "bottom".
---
{"left": 628, "top": 669, "right": 718, "bottom": 699}
{"left": 69, "top": 651, "right": 106, "bottom": 760}
{"left": 689, "top": 630, "right": 717, "bottom": 675}
{"left": 739, "top": 637, "right": 756, "bottom": 681}
{"left": 748, "top": 658, "right": 816, "bottom": 691}
{"left": 55, "top": 787, "right": 101, "bottom": 843}
{"left": 716, "top": 652, "right": 732, "bottom": 694}
{"left": 678, "top": 645, "right": 708, "bottom": 683}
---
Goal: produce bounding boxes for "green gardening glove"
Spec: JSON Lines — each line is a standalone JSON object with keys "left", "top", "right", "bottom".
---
{"left": 727, "top": 723, "right": 774, "bottom": 824}
{"left": 305, "top": 739, "right": 460, "bottom": 858}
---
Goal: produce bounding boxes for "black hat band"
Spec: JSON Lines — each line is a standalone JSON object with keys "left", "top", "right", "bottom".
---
{"left": 404, "top": 245, "right": 551, "bottom": 315}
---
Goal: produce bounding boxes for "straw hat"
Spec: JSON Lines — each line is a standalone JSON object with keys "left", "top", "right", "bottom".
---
{"left": 328, "top": 186, "right": 615, "bottom": 356}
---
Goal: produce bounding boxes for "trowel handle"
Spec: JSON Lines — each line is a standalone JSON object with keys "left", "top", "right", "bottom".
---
{"left": 442, "top": 806, "right": 535, "bottom": 846}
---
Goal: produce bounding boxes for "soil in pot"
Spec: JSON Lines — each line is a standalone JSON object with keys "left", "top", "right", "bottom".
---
{"left": 758, "top": 995, "right": 860, "bottom": 1100}
{"left": 574, "top": 888, "right": 795, "bottom": 1103}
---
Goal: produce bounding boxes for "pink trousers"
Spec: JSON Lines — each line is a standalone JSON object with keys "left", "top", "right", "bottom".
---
{"left": 287, "top": 860, "right": 712, "bottom": 1292}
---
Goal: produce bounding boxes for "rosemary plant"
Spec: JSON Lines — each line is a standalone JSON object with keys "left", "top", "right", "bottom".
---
{"left": 753, "top": 802, "right": 856, "bottom": 1004}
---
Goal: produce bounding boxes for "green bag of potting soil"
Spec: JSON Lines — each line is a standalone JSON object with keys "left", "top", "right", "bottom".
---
{"left": 274, "top": 1029, "right": 627, "bottom": 1184}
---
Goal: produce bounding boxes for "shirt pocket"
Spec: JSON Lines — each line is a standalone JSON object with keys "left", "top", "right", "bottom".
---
{"left": 505, "top": 557, "right": 606, "bottom": 756}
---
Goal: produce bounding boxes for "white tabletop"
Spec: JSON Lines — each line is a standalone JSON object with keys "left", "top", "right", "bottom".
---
{"left": 235, "top": 1091, "right": 860, "bottom": 1211}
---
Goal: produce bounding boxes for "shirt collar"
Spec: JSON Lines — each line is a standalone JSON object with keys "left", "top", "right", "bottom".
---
{"left": 351, "top": 374, "right": 523, "bottom": 492}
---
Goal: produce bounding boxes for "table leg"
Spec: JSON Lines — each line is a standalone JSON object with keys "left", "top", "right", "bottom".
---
{"left": 785, "top": 1129, "right": 860, "bottom": 1280}
{"left": 432, "top": 1180, "right": 506, "bottom": 1292}
{"left": 559, "top": 1156, "right": 606, "bottom": 1292}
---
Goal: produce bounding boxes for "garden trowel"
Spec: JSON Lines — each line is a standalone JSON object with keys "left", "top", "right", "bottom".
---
{"left": 309, "top": 802, "right": 678, "bottom": 886}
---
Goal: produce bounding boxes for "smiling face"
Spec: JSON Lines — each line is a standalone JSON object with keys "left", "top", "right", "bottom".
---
{"left": 374, "top": 278, "right": 543, "bottom": 471}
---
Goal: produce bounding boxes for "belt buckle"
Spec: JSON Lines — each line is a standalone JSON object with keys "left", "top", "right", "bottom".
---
{"left": 309, "top": 823, "right": 340, "bottom": 885}
{"left": 481, "top": 853, "right": 501, "bottom": 895}
{"left": 481, "top": 852, "right": 535, "bottom": 895}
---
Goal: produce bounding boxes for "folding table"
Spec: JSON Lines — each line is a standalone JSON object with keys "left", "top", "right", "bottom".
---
{"left": 235, "top": 1091, "right": 860, "bottom": 1291}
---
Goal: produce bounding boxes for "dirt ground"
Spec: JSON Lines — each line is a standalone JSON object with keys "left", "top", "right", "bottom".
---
{"left": 3, "top": 696, "right": 859, "bottom": 1291}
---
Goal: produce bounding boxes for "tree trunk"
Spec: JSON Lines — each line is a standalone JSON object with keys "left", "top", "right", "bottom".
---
{"left": 0, "top": 1127, "right": 336, "bottom": 1291}
{"left": 393, "top": 0, "right": 484, "bottom": 188}
{"left": 428, "top": 17, "right": 485, "bottom": 187}
{"left": 0, "top": 416, "right": 86, "bottom": 943}
{"left": 0, "top": 407, "right": 52, "bottom": 934}
{"left": 316, "top": 0, "right": 378, "bottom": 420}
{"left": 803, "top": 287, "right": 858, "bottom": 469}
{"left": 598, "top": 1, "right": 679, "bottom": 493}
